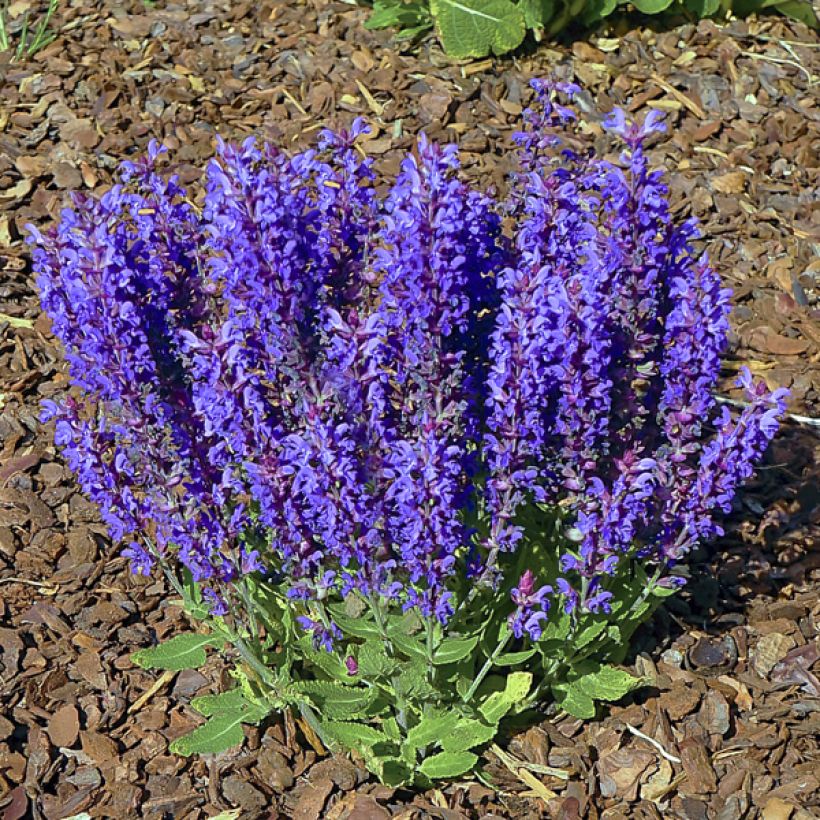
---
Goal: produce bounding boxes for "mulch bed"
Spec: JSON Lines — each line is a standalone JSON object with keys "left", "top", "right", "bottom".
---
{"left": 1, "top": 1, "right": 818, "bottom": 817}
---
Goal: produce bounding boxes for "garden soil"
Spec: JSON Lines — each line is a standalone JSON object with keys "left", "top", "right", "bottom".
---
{"left": 0, "top": 1, "right": 818, "bottom": 817}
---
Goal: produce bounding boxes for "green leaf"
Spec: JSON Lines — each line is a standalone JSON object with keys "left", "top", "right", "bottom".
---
{"left": 631, "top": 0, "right": 674, "bottom": 12}
{"left": 292, "top": 681, "right": 376, "bottom": 719}
{"left": 330, "top": 610, "right": 382, "bottom": 640}
{"left": 419, "top": 750, "right": 478, "bottom": 779}
{"left": 389, "top": 630, "right": 428, "bottom": 660}
{"left": 581, "top": 0, "right": 618, "bottom": 22}
{"left": 479, "top": 671, "right": 532, "bottom": 723}
{"left": 358, "top": 641, "right": 398, "bottom": 678}
{"left": 365, "top": 0, "right": 430, "bottom": 29}
{"left": 573, "top": 619, "right": 607, "bottom": 650}
{"left": 494, "top": 648, "right": 537, "bottom": 666}
{"left": 382, "top": 716, "right": 401, "bottom": 741}
{"left": 433, "top": 635, "right": 479, "bottom": 665}
{"left": 651, "top": 584, "right": 680, "bottom": 599}
{"left": 540, "top": 610, "right": 571, "bottom": 643}
{"left": 324, "top": 721, "right": 389, "bottom": 752}
{"left": 441, "top": 718, "right": 497, "bottom": 752}
{"left": 552, "top": 683, "right": 596, "bottom": 719}
{"left": 517, "top": 0, "right": 556, "bottom": 26}
{"left": 366, "top": 0, "right": 408, "bottom": 28}
{"left": 131, "top": 633, "right": 215, "bottom": 671}
{"left": 379, "top": 757, "right": 414, "bottom": 786}
{"left": 298, "top": 638, "right": 356, "bottom": 682}
{"left": 683, "top": 0, "right": 721, "bottom": 14}
{"left": 394, "top": 660, "right": 438, "bottom": 700}
{"left": 405, "top": 711, "right": 461, "bottom": 750}
{"left": 574, "top": 664, "right": 645, "bottom": 702}
{"left": 170, "top": 710, "right": 254, "bottom": 756}
{"left": 191, "top": 688, "right": 250, "bottom": 716}
{"left": 775, "top": 0, "right": 819, "bottom": 24}
{"left": 394, "top": 21, "right": 435, "bottom": 38}
{"left": 430, "top": 0, "right": 526, "bottom": 58}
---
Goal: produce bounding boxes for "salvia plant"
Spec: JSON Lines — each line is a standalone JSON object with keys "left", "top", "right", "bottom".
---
{"left": 32, "top": 82, "right": 787, "bottom": 786}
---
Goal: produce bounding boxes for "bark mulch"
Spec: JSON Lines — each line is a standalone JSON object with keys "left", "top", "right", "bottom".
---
{"left": 1, "top": 1, "right": 819, "bottom": 817}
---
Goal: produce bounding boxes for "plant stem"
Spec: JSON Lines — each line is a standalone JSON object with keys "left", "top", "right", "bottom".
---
{"left": 462, "top": 628, "right": 511, "bottom": 704}
{"left": 424, "top": 615, "right": 436, "bottom": 684}
{"left": 630, "top": 564, "right": 664, "bottom": 613}
{"left": 366, "top": 593, "right": 408, "bottom": 729}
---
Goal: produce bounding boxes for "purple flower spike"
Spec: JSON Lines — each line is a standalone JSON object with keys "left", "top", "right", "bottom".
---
{"left": 32, "top": 84, "right": 787, "bottom": 635}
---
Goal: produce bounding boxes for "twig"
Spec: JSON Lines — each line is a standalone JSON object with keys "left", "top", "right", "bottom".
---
{"left": 714, "top": 395, "right": 820, "bottom": 429}
{"left": 0, "top": 312, "right": 34, "bottom": 329}
{"left": 0, "top": 576, "right": 58, "bottom": 594}
{"left": 650, "top": 74, "right": 706, "bottom": 119}
{"left": 625, "top": 723, "right": 681, "bottom": 764}
{"left": 128, "top": 669, "right": 176, "bottom": 714}
{"left": 739, "top": 51, "right": 815, "bottom": 87}
{"left": 490, "top": 744, "right": 559, "bottom": 800}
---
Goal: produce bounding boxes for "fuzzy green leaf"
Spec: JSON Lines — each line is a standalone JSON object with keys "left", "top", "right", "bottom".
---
{"left": 169, "top": 709, "right": 257, "bottom": 756}
{"left": 430, "top": 0, "right": 526, "bottom": 58}
{"left": 381, "top": 716, "right": 401, "bottom": 741}
{"left": 405, "top": 711, "right": 461, "bottom": 750}
{"left": 419, "top": 750, "right": 478, "bottom": 779}
{"left": 631, "top": 0, "right": 675, "bottom": 12}
{"left": 324, "top": 721, "right": 389, "bottom": 751}
{"left": 517, "top": 0, "right": 556, "bottom": 26}
{"left": 440, "top": 718, "right": 497, "bottom": 752}
{"left": 650, "top": 584, "right": 680, "bottom": 599}
{"left": 683, "top": 0, "right": 721, "bottom": 14}
{"left": 379, "top": 757, "right": 414, "bottom": 786}
{"left": 574, "top": 664, "right": 644, "bottom": 702}
{"left": 191, "top": 688, "right": 249, "bottom": 717}
{"left": 131, "top": 633, "right": 215, "bottom": 672}
{"left": 774, "top": 0, "right": 819, "bottom": 25}
{"left": 552, "top": 683, "right": 596, "bottom": 719}
{"left": 389, "top": 630, "right": 428, "bottom": 660}
{"left": 539, "top": 610, "right": 571, "bottom": 642}
{"left": 479, "top": 671, "right": 532, "bottom": 723}
{"left": 297, "top": 637, "right": 356, "bottom": 682}
{"left": 366, "top": 0, "right": 432, "bottom": 30}
{"left": 494, "top": 648, "right": 537, "bottom": 666}
{"left": 433, "top": 635, "right": 479, "bottom": 665}
{"left": 293, "top": 681, "right": 376, "bottom": 719}
{"left": 573, "top": 620, "right": 607, "bottom": 650}
{"left": 330, "top": 610, "right": 382, "bottom": 640}
{"left": 358, "top": 641, "right": 398, "bottom": 677}
{"left": 581, "top": 0, "right": 618, "bottom": 22}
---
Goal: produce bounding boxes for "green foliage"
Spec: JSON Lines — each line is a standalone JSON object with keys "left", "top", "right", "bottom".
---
{"left": 430, "top": 0, "right": 526, "bottom": 58}
{"left": 362, "top": 0, "right": 817, "bottom": 58}
{"left": 170, "top": 687, "right": 270, "bottom": 756}
{"left": 419, "top": 750, "right": 479, "bottom": 778}
{"left": 139, "top": 502, "right": 682, "bottom": 785}
{"left": 0, "top": 0, "right": 60, "bottom": 61}
{"left": 131, "top": 633, "right": 219, "bottom": 671}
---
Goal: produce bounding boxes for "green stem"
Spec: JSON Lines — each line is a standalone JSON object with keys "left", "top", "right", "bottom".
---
{"left": 424, "top": 616, "right": 436, "bottom": 685}
{"left": 367, "top": 593, "right": 408, "bottom": 729}
{"left": 462, "top": 629, "right": 511, "bottom": 704}
{"left": 630, "top": 564, "right": 664, "bottom": 613}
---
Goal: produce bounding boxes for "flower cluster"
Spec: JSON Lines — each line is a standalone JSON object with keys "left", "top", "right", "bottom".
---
{"left": 33, "top": 83, "right": 787, "bottom": 647}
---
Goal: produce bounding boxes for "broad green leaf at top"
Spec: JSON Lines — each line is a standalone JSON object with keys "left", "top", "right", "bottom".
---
{"left": 430, "top": 0, "right": 526, "bottom": 58}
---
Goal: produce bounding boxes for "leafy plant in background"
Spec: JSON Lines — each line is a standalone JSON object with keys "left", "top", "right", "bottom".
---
{"left": 0, "top": 0, "right": 59, "bottom": 61}
{"left": 31, "top": 81, "right": 787, "bottom": 786}
{"left": 364, "top": 0, "right": 818, "bottom": 58}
